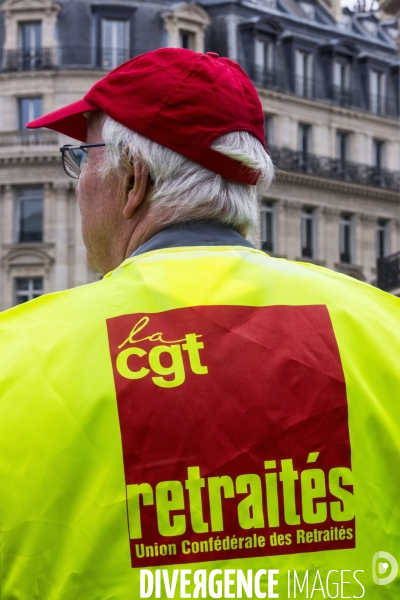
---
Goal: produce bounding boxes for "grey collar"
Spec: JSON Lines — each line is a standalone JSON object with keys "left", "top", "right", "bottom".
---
{"left": 130, "top": 220, "right": 254, "bottom": 258}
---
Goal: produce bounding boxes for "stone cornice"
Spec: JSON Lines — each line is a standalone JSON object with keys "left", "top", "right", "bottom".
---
{"left": 321, "top": 206, "right": 341, "bottom": 221}
{"left": 0, "top": 153, "right": 397, "bottom": 200}
{"left": 0, "top": 69, "right": 106, "bottom": 82}
{"left": 0, "top": 168, "right": 74, "bottom": 190}
{"left": 359, "top": 213, "right": 380, "bottom": 226}
{"left": 281, "top": 199, "right": 302, "bottom": 215}
{"left": 274, "top": 169, "right": 400, "bottom": 201}
{"left": 1, "top": 0, "right": 60, "bottom": 18}
{"left": 0, "top": 155, "right": 59, "bottom": 166}
{"left": 257, "top": 87, "right": 400, "bottom": 125}
{"left": 2, "top": 242, "right": 54, "bottom": 251}
{"left": 162, "top": 3, "right": 211, "bottom": 27}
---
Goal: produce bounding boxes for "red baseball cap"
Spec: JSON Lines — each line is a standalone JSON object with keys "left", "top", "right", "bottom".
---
{"left": 27, "top": 48, "right": 266, "bottom": 185}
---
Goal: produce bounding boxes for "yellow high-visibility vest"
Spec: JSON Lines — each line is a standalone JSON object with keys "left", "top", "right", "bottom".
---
{"left": 0, "top": 245, "right": 399, "bottom": 599}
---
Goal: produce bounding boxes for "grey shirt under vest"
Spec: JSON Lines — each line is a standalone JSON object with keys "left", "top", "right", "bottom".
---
{"left": 130, "top": 221, "right": 254, "bottom": 258}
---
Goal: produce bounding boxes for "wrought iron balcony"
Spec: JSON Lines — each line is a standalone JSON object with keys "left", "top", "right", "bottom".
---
{"left": 252, "top": 66, "right": 399, "bottom": 119}
{"left": 377, "top": 252, "right": 400, "bottom": 292}
{"left": 368, "top": 92, "right": 399, "bottom": 118}
{"left": 0, "top": 130, "right": 59, "bottom": 146}
{"left": 252, "top": 66, "right": 288, "bottom": 93}
{"left": 1, "top": 46, "right": 135, "bottom": 72}
{"left": 294, "top": 75, "right": 315, "bottom": 100}
{"left": 269, "top": 146, "right": 400, "bottom": 191}
{"left": 329, "top": 84, "right": 363, "bottom": 110}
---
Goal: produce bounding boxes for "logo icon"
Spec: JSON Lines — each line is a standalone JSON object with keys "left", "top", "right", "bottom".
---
{"left": 372, "top": 551, "right": 398, "bottom": 585}
{"left": 115, "top": 316, "right": 208, "bottom": 388}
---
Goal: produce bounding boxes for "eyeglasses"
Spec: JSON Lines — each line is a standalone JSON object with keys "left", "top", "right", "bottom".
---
{"left": 60, "top": 144, "right": 106, "bottom": 179}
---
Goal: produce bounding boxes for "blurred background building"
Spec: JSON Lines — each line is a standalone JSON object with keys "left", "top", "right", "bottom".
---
{"left": 0, "top": 0, "right": 398, "bottom": 310}
{"left": 379, "top": 0, "right": 399, "bottom": 43}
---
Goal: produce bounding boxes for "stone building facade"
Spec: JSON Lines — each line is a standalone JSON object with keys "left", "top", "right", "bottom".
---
{"left": 0, "top": 0, "right": 398, "bottom": 310}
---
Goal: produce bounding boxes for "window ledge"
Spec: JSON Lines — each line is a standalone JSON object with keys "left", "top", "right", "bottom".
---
{"left": 261, "top": 251, "right": 287, "bottom": 259}
{"left": 2, "top": 242, "right": 54, "bottom": 250}
{"left": 334, "top": 262, "right": 365, "bottom": 281}
{"left": 295, "top": 257, "right": 327, "bottom": 267}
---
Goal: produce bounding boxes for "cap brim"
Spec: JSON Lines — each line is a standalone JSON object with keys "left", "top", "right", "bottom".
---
{"left": 26, "top": 98, "right": 98, "bottom": 142}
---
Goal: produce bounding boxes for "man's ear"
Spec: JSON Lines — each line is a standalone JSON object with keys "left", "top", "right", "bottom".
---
{"left": 123, "top": 160, "right": 150, "bottom": 219}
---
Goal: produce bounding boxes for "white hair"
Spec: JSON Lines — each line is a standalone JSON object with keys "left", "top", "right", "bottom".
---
{"left": 100, "top": 116, "right": 274, "bottom": 237}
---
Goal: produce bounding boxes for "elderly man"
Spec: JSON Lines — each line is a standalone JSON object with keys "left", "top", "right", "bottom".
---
{"left": 0, "top": 48, "right": 399, "bottom": 599}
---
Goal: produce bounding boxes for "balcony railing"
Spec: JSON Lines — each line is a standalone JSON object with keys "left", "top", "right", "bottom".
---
{"left": 330, "top": 85, "right": 363, "bottom": 110}
{"left": 377, "top": 252, "right": 400, "bottom": 292}
{"left": 0, "top": 130, "right": 59, "bottom": 146}
{"left": 368, "top": 92, "right": 399, "bottom": 118}
{"left": 252, "top": 66, "right": 399, "bottom": 118}
{"left": 269, "top": 146, "right": 400, "bottom": 191}
{"left": 1, "top": 47, "right": 136, "bottom": 72}
{"left": 252, "top": 67, "right": 288, "bottom": 92}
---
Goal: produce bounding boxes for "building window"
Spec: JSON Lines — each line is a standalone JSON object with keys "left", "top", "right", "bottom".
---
{"left": 295, "top": 50, "right": 312, "bottom": 98}
{"left": 16, "top": 187, "right": 44, "bottom": 243}
{"left": 298, "top": 123, "right": 312, "bottom": 171}
{"left": 363, "top": 20, "right": 377, "bottom": 37}
{"left": 336, "top": 131, "right": 350, "bottom": 178}
{"left": 376, "top": 219, "right": 389, "bottom": 260}
{"left": 255, "top": 40, "right": 275, "bottom": 87}
{"left": 19, "top": 21, "right": 42, "bottom": 69}
{"left": 372, "top": 139, "right": 385, "bottom": 185}
{"left": 261, "top": 203, "right": 275, "bottom": 252}
{"left": 101, "top": 19, "right": 130, "bottom": 69}
{"left": 372, "top": 139, "right": 385, "bottom": 170}
{"left": 299, "top": 2, "right": 315, "bottom": 19}
{"left": 370, "top": 70, "right": 386, "bottom": 116}
{"left": 18, "top": 97, "right": 42, "bottom": 130}
{"left": 301, "top": 207, "right": 315, "bottom": 258}
{"left": 179, "top": 30, "right": 195, "bottom": 50}
{"left": 14, "top": 277, "right": 43, "bottom": 305}
{"left": 162, "top": 4, "right": 210, "bottom": 53}
{"left": 339, "top": 214, "right": 353, "bottom": 264}
{"left": 333, "top": 60, "right": 350, "bottom": 106}
{"left": 264, "top": 114, "right": 274, "bottom": 147}
{"left": 255, "top": 40, "right": 274, "bottom": 73}
{"left": 19, "top": 21, "right": 41, "bottom": 50}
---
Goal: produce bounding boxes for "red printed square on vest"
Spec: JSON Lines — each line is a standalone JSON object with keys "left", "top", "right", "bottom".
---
{"left": 107, "top": 305, "right": 354, "bottom": 567}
